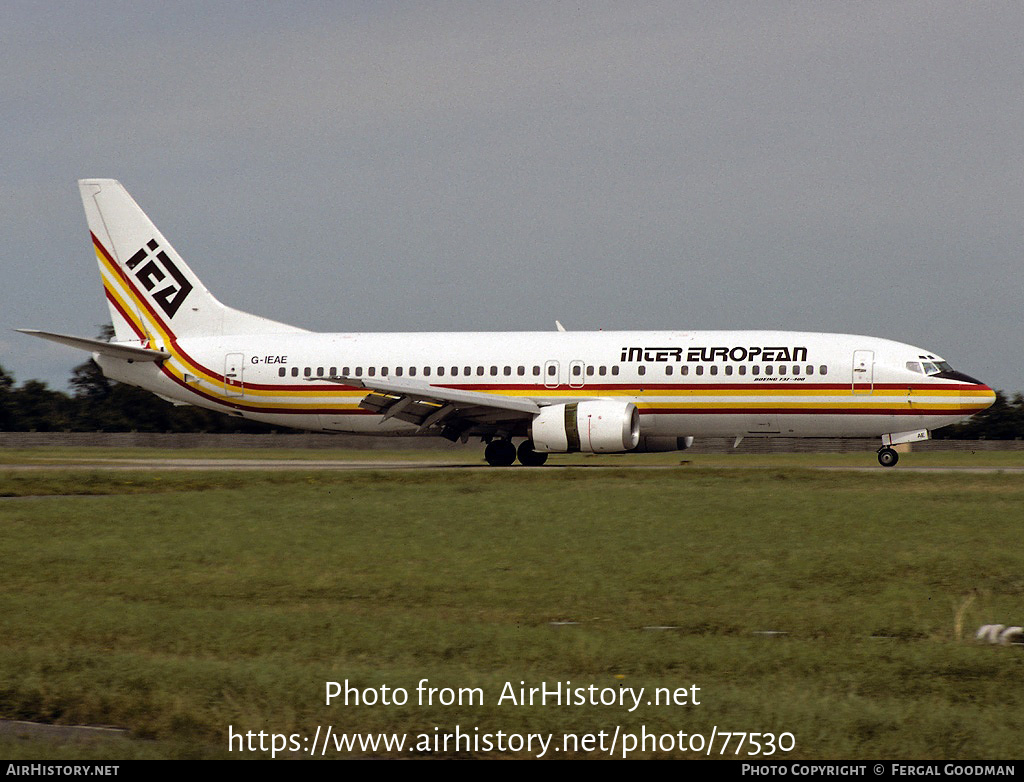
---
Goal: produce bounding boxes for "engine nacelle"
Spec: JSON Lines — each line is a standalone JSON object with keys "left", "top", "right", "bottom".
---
{"left": 531, "top": 400, "right": 640, "bottom": 453}
{"left": 634, "top": 435, "right": 694, "bottom": 453}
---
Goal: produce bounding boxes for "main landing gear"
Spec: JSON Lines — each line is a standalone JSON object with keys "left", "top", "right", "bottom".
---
{"left": 484, "top": 439, "right": 516, "bottom": 466}
{"left": 877, "top": 446, "right": 899, "bottom": 468}
{"left": 516, "top": 440, "right": 548, "bottom": 467}
{"left": 483, "top": 439, "right": 548, "bottom": 467}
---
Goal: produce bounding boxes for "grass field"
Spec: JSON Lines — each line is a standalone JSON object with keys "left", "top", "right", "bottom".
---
{"left": 1, "top": 450, "right": 1023, "bottom": 759}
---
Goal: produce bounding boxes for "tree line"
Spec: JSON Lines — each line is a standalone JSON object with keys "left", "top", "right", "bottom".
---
{"left": 1, "top": 353, "right": 1022, "bottom": 438}
{"left": 0, "top": 357, "right": 274, "bottom": 433}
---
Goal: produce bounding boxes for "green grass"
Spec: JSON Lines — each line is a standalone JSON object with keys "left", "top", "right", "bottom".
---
{"left": 1, "top": 461, "right": 1023, "bottom": 758}
{"left": 3, "top": 445, "right": 1024, "bottom": 469}
{"left": 0, "top": 446, "right": 471, "bottom": 464}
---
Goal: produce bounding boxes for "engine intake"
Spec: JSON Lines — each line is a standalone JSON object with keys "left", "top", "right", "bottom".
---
{"left": 532, "top": 400, "right": 640, "bottom": 453}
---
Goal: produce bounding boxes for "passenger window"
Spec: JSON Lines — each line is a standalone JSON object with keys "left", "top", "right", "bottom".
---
{"left": 533, "top": 366, "right": 541, "bottom": 376}
{"left": 765, "top": 365, "right": 773, "bottom": 376}
{"left": 611, "top": 366, "right": 620, "bottom": 376}
{"left": 423, "top": 367, "right": 430, "bottom": 376}
{"left": 681, "top": 366, "right": 688, "bottom": 376}
{"left": 409, "top": 367, "right": 417, "bottom": 377}
{"left": 355, "top": 367, "right": 363, "bottom": 377}
{"left": 696, "top": 366, "right": 704, "bottom": 376}
{"left": 395, "top": 367, "right": 403, "bottom": 376}
{"left": 572, "top": 365, "right": 582, "bottom": 376}
{"left": 517, "top": 366, "right": 525, "bottom": 376}
{"left": 792, "top": 366, "right": 799, "bottom": 375}
{"left": 547, "top": 365, "right": 556, "bottom": 376}
{"left": 738, "top": 366, "right": 746, "bottom": 376}
{"left": 599, "top": 366, "right": 607, "bottom": 376}
{"left": 279, "top": 367, "right": 286, "bottom": 377}
{"left": 665, "top": 366, "right": 673, "bottom": 376}
{"left": 587, "top": 365, "right": 595, "bottom": 376}
{"left": 710, "top": 366, "right": 718, "bottom": 376}
{"left": 490, "top": 366, "right": 498, "bottom": 376}
{"left": 752, "top": 366, "right": 760, "bottom": 376}
{"left": 503, "top": 366, "right": 511, "bottom": 376}
{"left": 382, "top": 367, "right": 389, "bottom": 376}
{"left": 464, "top": 366, "right": 471, "bottom": 376}
{"left": 638, "top": 366, "right": 646, "bottom": 376}
{"left": 806, "top": 365, "right": 813, "bottom": 375}
{"left": 329, "top": 366, "right": 337, "bottom": 376}
{"left": 316, "top": 367, "right": 324, "bottom": 377}
{"left": 820, "top": 365, "right": 827, "bottom": 375}
{"left": 303, "top": 367, "right": 311, "bottom": 377}
{"left": 368, "top": 367, "right": 376, "bottom": 377}
{"left": 725, "top": 366, "right": 733, "bottom": 376}
{"left": 477, "top": 366, "right": 484, "bottom": 376}
{"left": 779, "top": 366, "right": 786, "bottom": 376}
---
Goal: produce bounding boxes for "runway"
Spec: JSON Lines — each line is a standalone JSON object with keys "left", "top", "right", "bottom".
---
{"left": 4, "top": 458, "right": 1024, "bottom": 473}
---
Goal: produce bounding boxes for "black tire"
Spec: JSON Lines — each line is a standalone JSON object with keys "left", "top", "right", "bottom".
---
{"left": 484, "top": 439, "right": 517, "bottom": 466}
{"left": 877, "top": 447, "right": 899, "bottom": 467}
{"left": 517, "top": 440, "right": 548, "bottom": 467}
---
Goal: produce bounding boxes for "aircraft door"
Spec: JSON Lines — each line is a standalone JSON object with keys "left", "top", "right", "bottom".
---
{"left": 224, "top": 353, "right": 245, "bottom": 397}
{"left": 543, "top": 360, "right": 560, "bottom": 389}
{"left": 852, "top": 350, "right": 874, "bottom": 395}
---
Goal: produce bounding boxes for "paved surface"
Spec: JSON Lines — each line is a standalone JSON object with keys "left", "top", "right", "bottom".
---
{"left": 4, "top": 458, "right": 1024, "bottom": 473}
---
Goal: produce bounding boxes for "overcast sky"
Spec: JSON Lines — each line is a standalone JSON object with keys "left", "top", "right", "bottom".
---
{"left": 2, "top": 2, "right": 1021, "bottom": 393}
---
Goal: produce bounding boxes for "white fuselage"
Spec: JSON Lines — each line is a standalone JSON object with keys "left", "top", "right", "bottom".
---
{"left": 97, "top": 328, "right": 994, "bottom": 441}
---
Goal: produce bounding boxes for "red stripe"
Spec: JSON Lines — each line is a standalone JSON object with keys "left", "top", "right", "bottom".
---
{"left": 641, "top": 408, "right": 965, "bottom": 416}
{"left": 104, "top": 289, "right": 147, "bottom": 341}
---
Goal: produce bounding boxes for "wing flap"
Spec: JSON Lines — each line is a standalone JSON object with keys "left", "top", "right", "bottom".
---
{"left": 310, "top": 375, "right": 540, "bottom": 432}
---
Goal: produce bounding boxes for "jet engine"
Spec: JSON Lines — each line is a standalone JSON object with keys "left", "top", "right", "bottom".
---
{"left": 531, "top": 400, "right": 640, "bottom": 453}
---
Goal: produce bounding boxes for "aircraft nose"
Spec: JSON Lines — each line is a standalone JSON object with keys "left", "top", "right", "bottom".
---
{"left": 961, "top": 382, "right": 996, "bottom": 413}
{"left": 933, "top": 370, "right": 996, "bottom": 413}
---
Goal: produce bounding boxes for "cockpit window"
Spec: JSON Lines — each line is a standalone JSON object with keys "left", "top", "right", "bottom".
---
{"left": 909, "top": 360, "right": 955, "bottom": 376}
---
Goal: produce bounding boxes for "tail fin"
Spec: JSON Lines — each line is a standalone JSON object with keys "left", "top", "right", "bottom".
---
{"left": 80, "top": 179, "right": 304, "bottom": 343}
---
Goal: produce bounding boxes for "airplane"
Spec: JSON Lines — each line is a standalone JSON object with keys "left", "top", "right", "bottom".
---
{"left": 20, "top": 179, "right": 995, "bottom": 467}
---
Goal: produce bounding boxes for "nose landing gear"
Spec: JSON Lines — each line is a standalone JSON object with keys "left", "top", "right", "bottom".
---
{"left": 877, "top": 446, "right": 899, "bottom": 467}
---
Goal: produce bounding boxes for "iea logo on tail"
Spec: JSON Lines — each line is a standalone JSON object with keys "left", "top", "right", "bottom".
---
{"left": 125, "top": 239, "right": 193, "bottom": 318}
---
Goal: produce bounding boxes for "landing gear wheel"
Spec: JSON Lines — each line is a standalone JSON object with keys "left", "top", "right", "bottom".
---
{"left": 517, "top": 440, "right": 548, "bottom": 467}
{"left": 484, "top": 439, "right": 517, "bottom": 467}
{"left": 877, "top": 447, "right": 899, "bottom": 468}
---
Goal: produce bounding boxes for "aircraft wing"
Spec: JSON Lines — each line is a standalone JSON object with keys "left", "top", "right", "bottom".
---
{"left": 309, "top": 375, "right": 541, "bottom": 433}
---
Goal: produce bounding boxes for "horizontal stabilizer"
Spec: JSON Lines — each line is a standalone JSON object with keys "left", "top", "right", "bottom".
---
{"left": 16, "top": 329, "right": 170, "bottom": 362}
